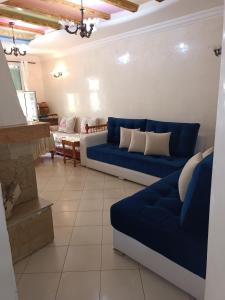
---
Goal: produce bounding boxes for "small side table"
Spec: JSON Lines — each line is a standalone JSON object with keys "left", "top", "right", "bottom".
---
{"left": 62, "top": 139, "right": 80, "bottom": 167}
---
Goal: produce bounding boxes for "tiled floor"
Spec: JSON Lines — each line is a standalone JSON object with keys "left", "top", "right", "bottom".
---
{"left": 15, "top": 155, "right": 194, "bottom": 300}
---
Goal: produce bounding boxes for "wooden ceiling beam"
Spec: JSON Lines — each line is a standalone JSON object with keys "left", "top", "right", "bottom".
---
{"left": 102, "top": 0, "right": 139, "bottom": 12}
{"left": 0, "top": 7, "right": 60, "bottom": 29}
{"left": 39, "top": 0, "right": 111, "bottom": 20}
{"left": 0, "top": 21, "right": 44, "bottom": 34}
{"left": 4, "top": 0, "right": 81, "bottom": 23}
{"left": 0, "top": 28, "right": 34, "bottom": 40}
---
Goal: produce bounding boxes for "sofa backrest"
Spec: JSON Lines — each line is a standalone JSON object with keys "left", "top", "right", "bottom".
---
{"left": 180, "top": 154, "right": 213, "bottom": 234}
{"left": 146, "top": 120, "right": 200, "bottom": 158}
{"left": 107, "top": 117, "right": 147, "bottom": 144}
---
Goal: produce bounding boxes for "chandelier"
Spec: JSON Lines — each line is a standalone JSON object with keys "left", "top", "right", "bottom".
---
{"left": 61, "top": 0, "right": 95, "bottom": 38}
{"left": 4, "top": 22, "right": 26, "bottom": 56}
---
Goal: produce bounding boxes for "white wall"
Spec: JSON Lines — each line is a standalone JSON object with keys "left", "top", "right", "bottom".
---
{"left": 0, "top": 43, "right": 26, "bottom": 126}
{"left": 40, "top": 15, "right": 223, "bottom": 150}
{"left": 205, "top": 2, "right": 225, "bottom": 300}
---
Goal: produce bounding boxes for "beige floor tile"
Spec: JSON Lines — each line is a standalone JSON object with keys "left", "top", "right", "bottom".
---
{"left": 102, "top": 226, "right": 113, "bottom": 244}
{"left": 47, "top": 178, "right": 66, "bottom": 185}
{"left": 104, "top": 181, "right": 124, "bottom": 189}
{"left": 36, "top": 169, "right": 55, "bottom": 178}
{"left": 52, "top": 200, "right": 80, "bottom": 212}
{"left": 70, "top": 226, "right": 102, "bottom": 245}
{"left": 103, "top": 198, "right": 120, "bottom": 210}
{"left": 56, "top": 271, "right": 100, "bottom": 300}
{"left": 53, "top": 212, "right": 76, "bottom": 226}
{"left": 52, "top": 227, "right": 73, "bottom": 246}
{"left": 60, "top": 190, "right": 83, "bottom": 201}
{"left": 100, "top": 270, "right": 145, "bottom": 300}
{"left": 84, "top": 181, "right": 105, "bottom": 190}
{"left": 85, "top": 176, "right": 105, "bottom": 184}
{"left": 75, "top": 211, "right": 102, "bottom": 226}
{"left": 82, "top": 190, "right": 104, "bottom": 200}
{"left": 103, "top": 210, "right": 111, "bottom": 226}
{"left": 65, "top": 175, "right": 86, "bottom": 183}
{"left": 101, "top": 245, "right": 138, "bottom": 270}
{"left": 87, "top": 169, "right": 105, "bottom": 177}
{"left": 79, "top": 199, "right": 104, "bottom": 211}
{"left": 64, "top": 245, "right": 101, "bottom": 271}
{"left": 140, "top": 268, "right": 193, "bottom": 300}
{"left": 14, "top": 257, "right": 30, "bottom": 274}
{"left": 25, "top": 246, "right": 67, "bottom": 273}
{"left": 64, "top": 182, "right": 84, "bottom": 191}
{"left": 43, "top": 182, "right": 65, "bottom": 192}
{"left": 104, "top": 189, "right": 126, "bottom": 200}
{"left": 104, "top": 175, "right": 123, "bottom": 182}
{"left": 39, "top": 191, "right": 61, "bottom": 203}
{"left": 18, "top": 273, "right": 61, "bottom": 300}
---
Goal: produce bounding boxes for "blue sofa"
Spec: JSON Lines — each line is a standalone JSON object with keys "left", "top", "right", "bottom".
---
{"left": 111, "top": 154, "right": 213, "bottom": 299}
{"left": 85, "top": 117, "right": 200, "bottom": 185}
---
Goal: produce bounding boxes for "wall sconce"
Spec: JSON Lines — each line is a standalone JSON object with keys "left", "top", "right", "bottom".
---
{"left": 51, "top": 71, "right": 63, "bottom": 78}
{"left": 214, "top": 47, "right": 222, "bottom": 57}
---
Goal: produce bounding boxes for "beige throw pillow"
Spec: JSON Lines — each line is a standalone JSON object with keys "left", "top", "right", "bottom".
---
{"left": 58, "top": 116, "right": 76, "bottom": 133}
{"left": 144, "top": 132, "right": 171, "bottom": 156}
{"left": 119, "top": 127, "right": 139, "bottom": 149}
{"left": 128, "top": 130, "right": 146, "bottom": 153}
{"left": 202, "top": 146, "right": 214, "bottom": 158}
{"left": 178, "top": 152, "right": 203, "bottom": 202}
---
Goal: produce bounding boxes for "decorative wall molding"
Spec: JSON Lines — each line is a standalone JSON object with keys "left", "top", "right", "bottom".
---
{"left": 52, "top": 5, "right": 224, "bottom": 59}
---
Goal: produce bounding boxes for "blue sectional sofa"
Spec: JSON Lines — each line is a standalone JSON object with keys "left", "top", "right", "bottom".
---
{"left": 111, "top": 154, "right": 213, "bottom": 299}
{"left": 82, "top": 117, "right": 200, "bottom": 185}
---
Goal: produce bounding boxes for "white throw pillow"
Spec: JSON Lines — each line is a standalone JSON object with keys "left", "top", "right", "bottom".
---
{"left": 80, "top": 118, "right": 97, "bottom": 133}
{"left": 202, "top": 146, "right": 214, "bottom": 158}
{"left": 119, "top": 127, "right": 140, "bottom": 149}
{"left": 144, "top": 132, "right": 171, "bottom": 156}
{"left": 58, "top": 117, "right": 76, "bottom": 133}
{"left": 128, "top": 130, "right": 146, "bottom": 153}
{"left": 178, "top": 152, "right": 203, "bottom": 202}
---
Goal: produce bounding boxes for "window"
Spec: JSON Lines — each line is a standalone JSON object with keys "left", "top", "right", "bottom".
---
{"left": 8, "top": 63, "right": 23, "bottom": 91}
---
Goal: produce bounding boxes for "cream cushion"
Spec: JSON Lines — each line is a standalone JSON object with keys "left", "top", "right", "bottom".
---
{"left": 58, "top": 116, "right": 76, "bottom": 133}
{"left": 178, "top": 152, "right": 203, "bottom": 202}
{"left": 202, "top": 146, "right": 214, "bottom": 158}
{"left": 119, "top": 127, "right": 139, "bottom": 148}
{"left": 128, "top": 130, "right": 146, "bottom": 153}
{"left": 80, "top": 118, "right": 97, "bottom": 133}
{"left": 144, "top": 132, "right": 171, "bottom": 156}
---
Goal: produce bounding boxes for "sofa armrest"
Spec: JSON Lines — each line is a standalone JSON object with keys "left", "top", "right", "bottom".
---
{"left": 80, "top": 131, "right": 107, "bottom": 166}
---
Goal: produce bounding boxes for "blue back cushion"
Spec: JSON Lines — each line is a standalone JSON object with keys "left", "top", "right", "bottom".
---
{"left": 180, "top": 154, "right": 213, "bottom": 234}
{"left": 146, "top": 120, "right": 200, "bottom": 158}
{"left": 107, "top": 117, "right": 147, "bottom": 145}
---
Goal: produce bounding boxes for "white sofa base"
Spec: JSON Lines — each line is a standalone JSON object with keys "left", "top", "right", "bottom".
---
{"left": 86, "top": 158, "right": 160, "bottom": 186}
{"left": 113, "top": 229, "right": 205, "bottom": 300}
{"left": 80, "top": 131, "right": 160, "bottom": 186}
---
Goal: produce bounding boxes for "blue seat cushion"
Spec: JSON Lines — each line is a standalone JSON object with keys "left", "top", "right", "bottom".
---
{"left": 111, "top": 171, "right": 208, "bottom": 278}
{"left": 146, "top": 120, "right": 200, "bottom": 158}
{"left": 181, "top": 154, "right": 213, "bottom": 234}
{"left": 87, "top": 144, "right": 188, "bottom": 178}
{"left": 107, "top": 117, "right": 146, "bottom": 145}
